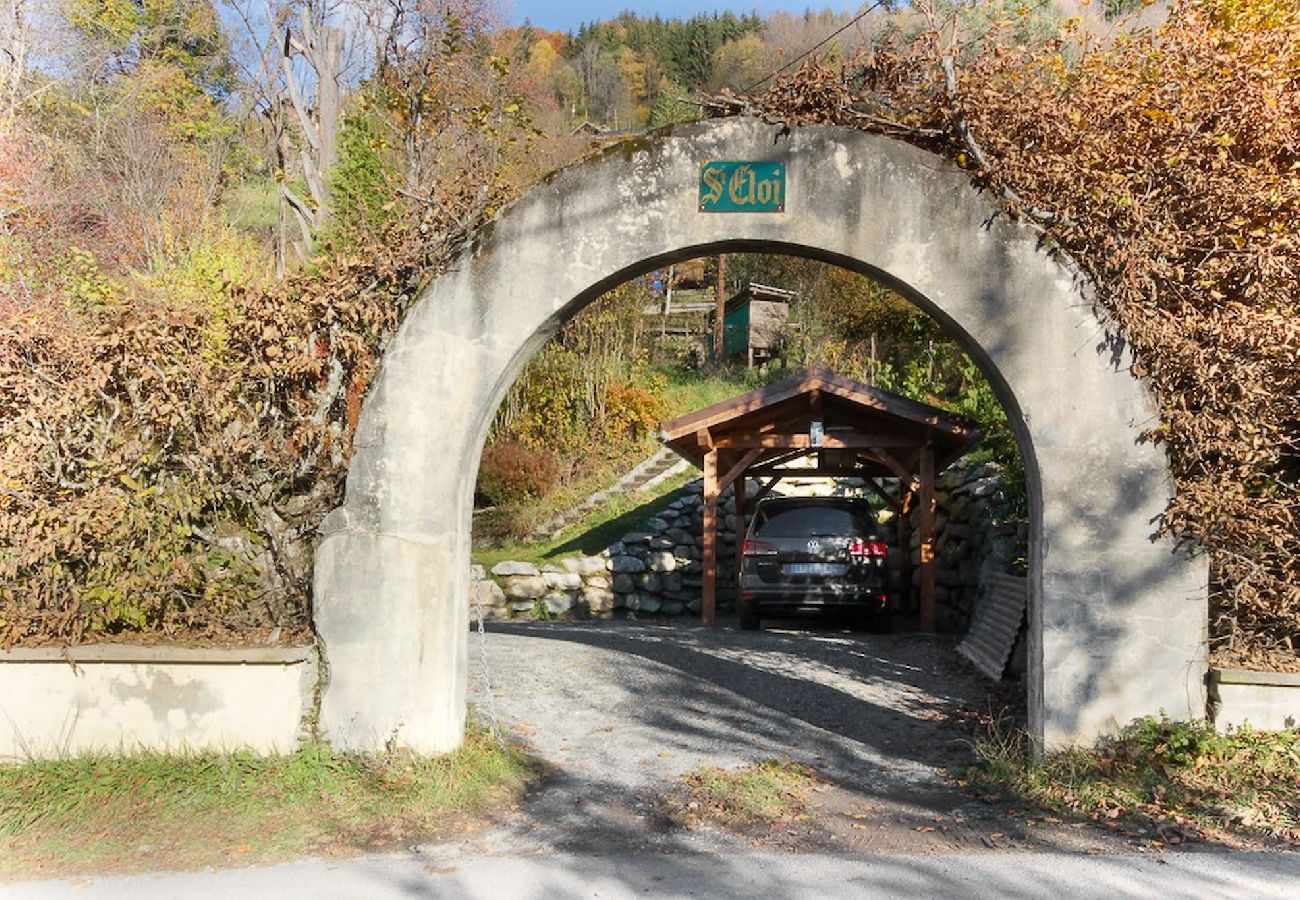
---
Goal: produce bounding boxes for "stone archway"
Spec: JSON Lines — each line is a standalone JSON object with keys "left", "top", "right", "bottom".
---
{"left": 312, "top": 117, "right": 1207, "bottom": 754}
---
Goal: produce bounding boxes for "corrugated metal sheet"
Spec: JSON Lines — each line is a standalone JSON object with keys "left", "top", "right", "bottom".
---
{"left": 958, "top": 574, "right": 1028, "bottom": 681}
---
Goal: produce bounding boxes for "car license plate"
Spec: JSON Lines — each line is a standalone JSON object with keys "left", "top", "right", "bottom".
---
{"left": 784, "top": 563, "right": 848, "bottom": 576}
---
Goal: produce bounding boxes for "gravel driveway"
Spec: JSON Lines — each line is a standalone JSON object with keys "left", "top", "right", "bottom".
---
{"left": 462, "top": 617, "right": 1108, "bottom": 857}
{"left": 470, "top": 617, "right": 982, "bottom": 787}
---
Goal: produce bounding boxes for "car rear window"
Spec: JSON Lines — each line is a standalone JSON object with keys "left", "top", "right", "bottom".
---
{"left": 753, "top": 504, "right": 872, "bottom": 538}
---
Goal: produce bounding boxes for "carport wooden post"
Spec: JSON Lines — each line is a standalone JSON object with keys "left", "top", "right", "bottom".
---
{"left": 919, "top": 442, "right": 936, "bottom": 632}
{"left": 897, "top": 486, "right": 912, "bottom": 613}
{"left": 734, "top": 473, "right": 747, "bottom": 574}
{"left": 702, "top": 446, "right": 719, "bottom": 627}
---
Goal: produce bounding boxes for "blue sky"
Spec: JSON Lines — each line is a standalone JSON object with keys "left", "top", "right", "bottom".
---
{"left": 506, "top": 2, "right": 862, "bottom": 33}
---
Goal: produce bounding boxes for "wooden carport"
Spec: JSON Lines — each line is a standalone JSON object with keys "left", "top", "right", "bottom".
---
{"left": 660, "top": 366, "right": 979, "bottom": 629}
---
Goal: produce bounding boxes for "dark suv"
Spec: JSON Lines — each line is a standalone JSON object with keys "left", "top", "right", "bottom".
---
{"left": 737, "top": 496, "right": 890, "bottom": 632}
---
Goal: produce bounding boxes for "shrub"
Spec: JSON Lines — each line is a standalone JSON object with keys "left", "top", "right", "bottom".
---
{"left": 599, "top": 376, "right": 667, "bottom": 444}
{"left": 476, "top": 441, "right": 559, "bottom": 506}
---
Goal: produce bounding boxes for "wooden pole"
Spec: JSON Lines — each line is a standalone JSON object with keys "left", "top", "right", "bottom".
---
{"left": 897, "top": 485, "right": 912, "bottom": 614}
{"left": 702, "top": 448, "right": 719, "bottom": 627}
{"left": 713, "top": 254, "right": 727, "bottom": 362}
{"left": 734, "top": 473, "right": 747, "bottom": 574}
{"left": 919, "top": 443, "right": 936, "bottom": 632}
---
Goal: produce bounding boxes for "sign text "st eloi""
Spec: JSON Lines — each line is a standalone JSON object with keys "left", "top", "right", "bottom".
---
{"left": 698, "top": 161, "right": 785, "bottom": 213}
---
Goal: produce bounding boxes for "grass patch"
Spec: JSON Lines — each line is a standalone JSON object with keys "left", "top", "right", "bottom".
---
{"left": 473, "top": 468, "right": 694, "bottom": 570}
{"left": 0, "top": 728, "right": 541, "bottom": 879}
{"left": 662, "top": 760, "right": 823, "bottom": 833}
{"left": 221, "top": 179, "right": 281, "bottom": 232}
{"left": 972, "top": 716, "right": 1300, "bottom": 846}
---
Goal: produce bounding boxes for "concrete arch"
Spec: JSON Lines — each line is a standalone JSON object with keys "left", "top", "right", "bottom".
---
{"left": 313, "top": 118, "right": 1206, "bottom": 754}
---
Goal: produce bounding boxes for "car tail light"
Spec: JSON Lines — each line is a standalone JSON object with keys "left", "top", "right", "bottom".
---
{"left": 848, "top": 539, "right": 888, "bottom": 560}
{"left": 742, "top": 539, "right": 779, "bottom": 557}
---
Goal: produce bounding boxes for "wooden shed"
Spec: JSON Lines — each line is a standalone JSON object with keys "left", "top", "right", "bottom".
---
{"left": 709, "top": 283, "right": 794, "bottom": 366}
{"left": 660, "top": 366, "right": 980, "bottom": 630}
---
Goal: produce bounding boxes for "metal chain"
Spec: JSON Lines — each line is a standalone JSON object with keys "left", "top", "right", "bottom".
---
{"left": 472, "top": 589, "right": 504, "bottom": 748}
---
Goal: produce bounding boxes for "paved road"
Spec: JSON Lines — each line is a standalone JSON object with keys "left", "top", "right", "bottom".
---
{"left": 6, "top": 848, "right": 1298, "bottom": 899}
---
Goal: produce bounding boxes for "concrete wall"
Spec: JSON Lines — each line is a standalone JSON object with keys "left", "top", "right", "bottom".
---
{"left": 314, "top": 117, "right": 1208, "bottom": 754}
{"left": 1210, "top": 669, "right": 1300, "bottom": 732}
{"left": 0, "top": 645, "right": 317, "bottom": 761}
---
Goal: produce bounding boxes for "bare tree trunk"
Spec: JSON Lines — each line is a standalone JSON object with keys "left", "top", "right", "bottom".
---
{"left": 0, "top": 0, "right": 30, "bottom": 119}
{"left": 281, "top": 10, "right": 344, "bottom": 257}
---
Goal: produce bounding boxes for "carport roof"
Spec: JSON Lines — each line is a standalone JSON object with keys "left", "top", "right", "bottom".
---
{"left": 659, "top": 365, "right": 979, "bottom": 479}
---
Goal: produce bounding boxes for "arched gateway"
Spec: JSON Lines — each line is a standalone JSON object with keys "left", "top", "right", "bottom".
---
{"left": 313, "top": 118, "right": 1207, "bottom": 754}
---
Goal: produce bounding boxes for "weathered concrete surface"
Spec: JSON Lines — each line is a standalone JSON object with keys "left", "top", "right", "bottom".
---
{"left": 0, "top": 645, "right": 316, "bottom": 760}
{"left": 314, "top": 117, "right": 1207, "bottom": 753}
{"left": 1210, "top": 668, "right": 1300, "bottom": 731}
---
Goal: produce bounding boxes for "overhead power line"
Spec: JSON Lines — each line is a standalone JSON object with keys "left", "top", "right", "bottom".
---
{"left": 741, "top": 0, "right": 892, "bottom": 95}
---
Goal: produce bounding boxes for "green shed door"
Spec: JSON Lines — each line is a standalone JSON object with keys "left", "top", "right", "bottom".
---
{"left": 722, "top": 303, "right": 750, "bottom": 360}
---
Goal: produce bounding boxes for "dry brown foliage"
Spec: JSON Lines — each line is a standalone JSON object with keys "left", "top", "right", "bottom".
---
{"left": 0, "top": 196, "right": 494, "bottom": 643}
{"left": 710, "top": 0, "right": 1299, "bottom": 668}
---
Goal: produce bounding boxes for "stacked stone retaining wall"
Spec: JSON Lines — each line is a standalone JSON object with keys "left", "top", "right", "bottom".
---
{"left": 904, "top": 461, "right": 1028, "bottom": 633}
{"left": 470, "top": 479, "right": 756, "bottom": 620}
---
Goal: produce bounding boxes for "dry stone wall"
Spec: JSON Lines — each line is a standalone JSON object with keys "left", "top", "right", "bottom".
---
{"left": 905, "top": 461, "right": 1028, "bottom": 633}
{"left": 470, "top": 479, "right": 757, "bottom": 620}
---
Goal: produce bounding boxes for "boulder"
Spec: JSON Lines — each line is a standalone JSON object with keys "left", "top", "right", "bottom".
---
{"left": 647, "top": 517, "right": 671, "bottom": 532}
{"left": 582, "top": 587, "right": 616, "bottom": 613}
{"left": 470, "top": 579, "right": 506, "bottom": 609}
{"left": 638, "top": 572, "right": 662, "bottom": 593}
{"left": 646, "top": 552, "right": 676, "bottom": 573}
{"left": 661, "top": 600, "right": 685, "bottom": 617}
{"left": 612, "top": 573, "right": 635, "bottom": 593}
{"left": 649, "top": 536, "right": 675, "bottom": 551}
{"left": 584, "top": 574, "right": 612, "bottom": 590}
{"left": 509, "top": 600, "right": 536, "bottom": 613}
{"left": 541, "top": 592, "right": 574, "bottom": 615}
{"left": 662, "top": 572, "right": 683, "bottom": 592}
{"left": 544, "top": 571, "right": 583, "bottom": 591}
{"left": 470, "top": 564, "right": 485, "bottom": 581}
{"left": 610, "top": 555, "right": 647, "bottom": 574}
{"left": 503, "top": 575, "right": 547, "bottom": 599}
{"left": 622, "top": 532, "right": 653, "bottom": 545}
{"left": 561, "top": 555, "right": 608, "bottom": 576}
{"left": 492, "top": 560, "right": 540, "bottom": 577}
{"left": 638, "top": 595, "right": 663, "bottom": 614}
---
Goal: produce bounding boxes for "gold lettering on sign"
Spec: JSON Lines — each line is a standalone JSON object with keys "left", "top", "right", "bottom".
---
{"left": 700, "top": 166, "right": 726, "bottom": 206}
{"left": 700, "top": 161, "right": 784, "bottom": 212}
{"left": 728, "top": 165, "right": 755, "bottom": 205}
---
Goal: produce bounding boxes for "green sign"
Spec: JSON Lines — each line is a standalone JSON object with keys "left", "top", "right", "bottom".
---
{"left": 699, "top": 161, "right": 785, "bottom": 213}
